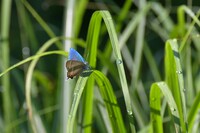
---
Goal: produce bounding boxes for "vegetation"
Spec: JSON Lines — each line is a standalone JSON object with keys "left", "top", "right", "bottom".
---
{"left": 0, "top": 0, "right": 200, "bottom": 132}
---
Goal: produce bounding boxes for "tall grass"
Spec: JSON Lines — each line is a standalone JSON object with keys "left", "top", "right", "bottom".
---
{"left": 0, "top": 0, "right": 17, "bottom": 132}
{"left": 0, "top": 0, "right": 200, "bottom": 133}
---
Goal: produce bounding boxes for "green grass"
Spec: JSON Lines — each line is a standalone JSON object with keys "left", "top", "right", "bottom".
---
{"left": 0, "top": 0, "right": 200, "bottom": 133}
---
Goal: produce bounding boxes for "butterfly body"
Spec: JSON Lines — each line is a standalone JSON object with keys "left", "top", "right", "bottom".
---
{"left": 66, "top": 48, "right": 90, "bottom": 79}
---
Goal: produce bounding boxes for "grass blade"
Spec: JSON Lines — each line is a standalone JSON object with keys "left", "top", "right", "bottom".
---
{"left": 150, "top": 82, "right": 180, "bottom": 132}
{"left": 81, "top": 11, "right": 102, "bottom": 132}
{"left": 187, "top": 91, "right": 200, "bottom": 132}
{"left": 150, "top": 83, "right": 163, "bottom": 133}
{"left": 92, "top": 70, "right": 126, "bottom": 132}
{"left": 100, "top": 11, "right": 135, "bottom": 132}
{"left": 0, "top": 0, "right": 17, "bottom": 132}
{"left": 67, "top": 77, "right": 89, "bottom": 133}
{"left": 165, "top": 39, "right": 187, "bottom": 132}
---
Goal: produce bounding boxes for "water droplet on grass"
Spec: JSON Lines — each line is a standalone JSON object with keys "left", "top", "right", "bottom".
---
{"left": 127, "top": 110, "right": 133, "bottom": 115}
{"left": 22, "top": 47, "right": 30, "bottom": 56}
{"left": 176, "top": 71, "right": 182, "bottom": 74}
{"left": 171, "top": 108, "right": 176, "bottom": 112}
{"left": 116, "top": 59, "right": 122, "bottom": 64}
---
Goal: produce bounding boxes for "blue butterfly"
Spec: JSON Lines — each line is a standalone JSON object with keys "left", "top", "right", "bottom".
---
{"left": 66, "top": 48, "right": 90, "bottom": 79}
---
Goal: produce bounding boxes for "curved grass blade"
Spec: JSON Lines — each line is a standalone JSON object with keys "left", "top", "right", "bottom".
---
{"left": 150, "top": 82, "right": 180, "bottom": 132}
{"left": 165, "top": 39, "right": 187, "bottom": 132}
{"left": 92, "top": 70, "right": 126, "bottom": 133}
{"left": 0, "top": 50, "right": 68, "bottom": 78}
{"left": 80, "top": 11, "right": 102, "bottom": 132}
{"left": 24, "top": 37, "right": 68, "bottom": 133}
{"left": 100, "top": 11, "right": 135, "bottom": 132}
{"left": 82, "top": 10, "right": 135, "bottom": 132}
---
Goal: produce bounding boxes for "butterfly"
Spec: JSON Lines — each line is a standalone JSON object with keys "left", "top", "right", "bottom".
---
{"left": 66, "top": 48, "right": 90, "bottom": 79}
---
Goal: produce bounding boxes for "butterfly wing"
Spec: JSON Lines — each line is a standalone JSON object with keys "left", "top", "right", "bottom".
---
{"left": 66, "top": 60, "right": 85, "bottom": 79}
{"left": 68, "top": 48, "right": 85, "bottom": 62}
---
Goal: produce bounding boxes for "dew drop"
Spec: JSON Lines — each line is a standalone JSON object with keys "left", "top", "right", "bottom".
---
{"left": 127, "top": 110, "right": 133, "bottom": 115}
{"left": 22, "top": 47, "right": 30, "bottom": 56}
{"left": 171, "top": 107, "right": 176, "bottom": 112}
{"left": 176, "top": 71, "right": 182, "bottom": 74}
{"left": 183, "top": 88, "right": 186, "bottom": 92}
{"left": 116, "top": 59, "right": 122, "bottom": 64}
{"left": 74, "top": 92, "right": 79, "bottom": 96}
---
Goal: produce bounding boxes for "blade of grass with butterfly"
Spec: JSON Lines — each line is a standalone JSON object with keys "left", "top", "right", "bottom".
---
{"left": 66, "top": 10, "right": 135, "bottom": 132}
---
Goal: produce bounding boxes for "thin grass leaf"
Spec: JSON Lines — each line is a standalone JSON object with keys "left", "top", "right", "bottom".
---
{"left": 185, "top": 46, "right": 194, "bottom": 106}
{"left": 179, "top": 10, "right": 200, "bottom": 52}
{"left": 0, "top": 39, "right": 67, "bottom": 133}
{"left": 165, "top": 39, "right": 187, "bottom": 132}
{"left": 22, "top": 0, "right": 62, "bottom": 49}
{"left": 92, "top": 70, "right": 126, "bottom": 133}
{"left": 143, "top": 42, "right": 161, "bottom": 81}
{"left": 15, "top": 0, "right": 39, "bottom": 53}
{"left": 67, "top": 77, "right": 89, "bottom": 133}
{"left": 175, "top": 5, "right": 200, "bottom": 41}
{"left": 94, "top": 87, "right": 112, "bottom": 132}
{"left": 119, "top": 3, "right": 151, "bottom": 49}
{"left": 132, "top": 0, "right": 147, "bottom": 86}
{"left": 81, "top": 11, "right": 102, "bottom": 132}
{"left": 116, "top": 0, "right": 132, "bottom": 31}
{"left": 24, "top": 37, "right": 68, "bottom": 133}
{"left": 0, "top": 50, "right": 67, "bottom": 78}
{"left": 138, "top": 124, "right": 153, "bottom": 133}
{"left": 6, "top": 105, "right": 59, "bottom": 132}
{"left": 178, "top": 5, "right": 200, "bottom": 27}
{"left": 81, "top": 10, "right": 135, "bottom": 132}
{"left": 62, "top": 0, "right": 76, "bottom": 132}
{"left": 74, "top": 0, "right": 89, "bottom": 37}
{"left": 150, "top": 82, "right": 180, "bottom": 132}
{"left": 97, "top": 51, "right": 120, "bottom": 86}
{"left": 187, "top": 91, "right": 200, "bottom": 133}
{"left": 100, "top": 11, "right": 135, "bottom": 132}
{"left": 150, "top": 83, "right": 163, "bottom": 133}
{"left": 0, "top": 0, "right": 17, "bottom": 132}
{"left": 151, "top": 2, "right": 174, "bottom": 32}
{"left": 85, "top": 11, "right": 101, "bottom": 66}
